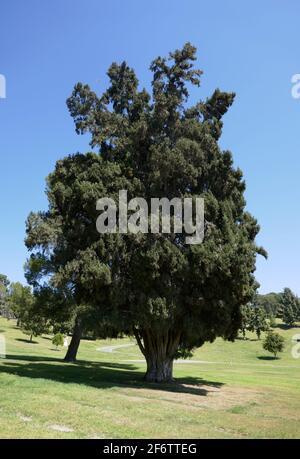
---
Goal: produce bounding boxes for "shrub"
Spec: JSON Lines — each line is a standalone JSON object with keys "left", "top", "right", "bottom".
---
{"left": 263, "top": 332, "right": 285, "bottom": 358}
{"left": 52, "top": 333, "right": 64, "bottom": 349}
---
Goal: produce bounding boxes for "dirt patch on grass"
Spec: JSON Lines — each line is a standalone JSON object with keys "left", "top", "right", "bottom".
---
{"left": 48, "top": 424, "right": 74, "bottom": 433}
{"left": 18, "top": 414, "right": 32, "bottom": 422}
{"left": 118, "top": 384, "right": 263, "bottom": 411}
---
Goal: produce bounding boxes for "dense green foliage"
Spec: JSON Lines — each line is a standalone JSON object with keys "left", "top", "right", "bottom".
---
{"left": 263, "top": 331, "right": 285, "bottom": 358}
{"left": 240, "top": 303, "right": 269, "bottom": 339}
{"left": 25, "top": 43, "right": 266, "bottom": 382}
{"left": 240, "top": 305, "right": 252, "bottom": 339}
{"left": 52, "top": 333, "right": 64, "bottom": 349}
{"left": 9, "top": 282, "right": 48, "bottom": 341}
{"left": 279, "top": 288, "right": 300, "bottom": 327}
{"left": 247, "top": 304, "right": 269, "bottom": 340}
{"left": 0, "top": 274, "right": 10, "bottom": 317}
{"left": 256, "top": 292, "right": 282, "bottom": 317}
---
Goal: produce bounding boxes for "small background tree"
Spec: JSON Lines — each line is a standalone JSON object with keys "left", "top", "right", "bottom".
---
{"left": 247, "top": 304, "right": 269, "bottom": 340}
{"left": 52, "top": 333, "right": 64, "bottom": 350}
{"left": 0, "top": 274, "right": 11, "bottom": 318}
{"left": 240, "top": 305, "right": 251, "bottom": 339}
{"left": 20, "top": 313, "right": 48, "bottom": 342}
{"left": 263, "top": 332, "right": 285, "bottom": 359}
{"left": 240, "top": 303, "right": 269, "bottom": 339}
{"left": 279, "top": 288, "right": 300, "bottom": 327}
{"left": 9, "top": 282, "right": 48, "bottom": 341}
{"left": 269, "top": 315, "right": 277, "bottom": 329}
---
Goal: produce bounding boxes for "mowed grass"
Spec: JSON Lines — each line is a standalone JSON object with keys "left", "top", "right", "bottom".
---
{"left": 1, "top": 317, "right": 300, "bottom": 438}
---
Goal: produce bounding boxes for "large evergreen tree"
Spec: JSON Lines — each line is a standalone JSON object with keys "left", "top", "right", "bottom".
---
{"left": 26, "top": 43, "right": 266, "bottom": 381}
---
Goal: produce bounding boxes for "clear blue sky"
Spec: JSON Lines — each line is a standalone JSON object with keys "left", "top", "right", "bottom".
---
{"left": 0, "top": 0, "right": 299, "bottom": 294}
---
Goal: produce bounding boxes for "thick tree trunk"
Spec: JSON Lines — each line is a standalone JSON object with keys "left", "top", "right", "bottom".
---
{"left": 144, "top": 355, "right": 174, "bottom": 383}
{"left": 134, "top": 328, "right": 181, "bottom": 383}
{"left": 64, "top": 319, "right": 82, "bottom": 362}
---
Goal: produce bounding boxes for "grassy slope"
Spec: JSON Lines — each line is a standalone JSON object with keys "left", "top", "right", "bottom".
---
{"left": 0, "top": 317, "right": 300, "bottom": 439}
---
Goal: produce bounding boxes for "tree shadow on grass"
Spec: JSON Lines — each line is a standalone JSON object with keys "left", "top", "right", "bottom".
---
{"left": 15, "top": 338, "right": 39, "bottom": 344}
{"left": 257, "top": 355, "right": 279, "bottom": 361}
{"left": 1, "top": 354, "right": 223, "bottom": 397}
{"left": 5, "top": 354, "right": 63, "bottom": 363}
{"left": 236, "top": 336, "right": 260, "bottom": 342}
{"left": 275, "top": 323, "right": 297, "bottom": 330}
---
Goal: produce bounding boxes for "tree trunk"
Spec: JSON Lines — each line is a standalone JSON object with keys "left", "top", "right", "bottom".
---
{"left": 145, "top": 355, "right": 174, "bottom": 383}
{"left": 64, "top": 319, "right": 82, "bottom": 362}
{"left": 134, "top": 328, "right": 181, "bottom": 383}
{"left": 256, "top": 329, "right": 261, "bottom": 340}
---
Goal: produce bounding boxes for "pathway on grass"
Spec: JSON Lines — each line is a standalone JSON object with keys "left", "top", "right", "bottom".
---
{"left": 97, "top": 343, "right": 135, "bottom": 353}
{"left": 123, "top": 358, "right": 300, "bottom": 369}
{"left": 97, "top": 344, "right": 300, "bottom": 369}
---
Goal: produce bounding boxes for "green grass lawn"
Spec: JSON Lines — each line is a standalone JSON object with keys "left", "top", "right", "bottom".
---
{"left": 1, "top": 317, "right": 300, "bottom": 438}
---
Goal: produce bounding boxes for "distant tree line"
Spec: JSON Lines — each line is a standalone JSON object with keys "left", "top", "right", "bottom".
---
{"left": 0, "top": 275, "right": 49, "bottom": 341}
{"left": 240, "top": 288, "right": 300, "bottom": 339}
{"left": 1, "top": 271, "right": 299, "bottom": 349}
{"left": 0, "top": 274, "right": 118, "bottom": 345}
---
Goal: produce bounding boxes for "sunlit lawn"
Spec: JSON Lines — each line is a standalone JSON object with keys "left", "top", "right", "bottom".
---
{"left": 0, "top": 317, "right": 300, "bottom": 438}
